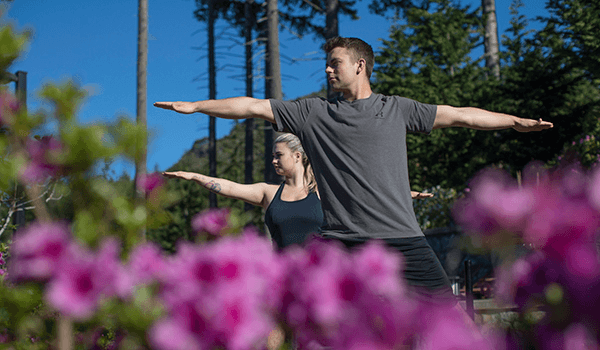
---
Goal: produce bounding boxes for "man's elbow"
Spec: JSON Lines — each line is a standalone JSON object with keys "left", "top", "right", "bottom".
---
{"left": 434, "top": 105, "right": 466, "bottom": 128}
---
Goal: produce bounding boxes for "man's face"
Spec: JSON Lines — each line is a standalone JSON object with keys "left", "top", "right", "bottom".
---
{"left": 325, "top": 47, "right": 359, "bottom": 92}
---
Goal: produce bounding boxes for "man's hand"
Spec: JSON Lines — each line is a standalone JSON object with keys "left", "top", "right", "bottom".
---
{"left": 154, "top": 101, "right": 198, "bottom": 114}
{"left": 513, "top": 118, "right": 554, "bottom": 132}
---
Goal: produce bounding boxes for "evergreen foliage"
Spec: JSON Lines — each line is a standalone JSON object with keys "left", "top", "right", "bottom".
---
{"left": 373, "top": 0, "right": 600, "bottom": 192}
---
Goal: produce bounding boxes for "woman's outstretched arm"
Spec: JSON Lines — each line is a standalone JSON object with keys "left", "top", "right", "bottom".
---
{"left": 163, "top": 171, "right": 276, "bottom": 209}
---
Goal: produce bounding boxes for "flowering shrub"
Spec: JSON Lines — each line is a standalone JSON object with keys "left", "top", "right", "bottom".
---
{"left": 7, "top": 213, "right": 500, "bottom": 350}
{"left": 6, "top": 10, "right": 600, "bottom": 350}
{"left": 454, "top": 164, "right": 600, "bottom": 349}
{"left": 550, "top": 131, "right": 600, "bottom": 170}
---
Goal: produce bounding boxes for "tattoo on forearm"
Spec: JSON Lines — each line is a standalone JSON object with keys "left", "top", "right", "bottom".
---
{"left": 205, "top": 180, "right": 222, "bottom": 193}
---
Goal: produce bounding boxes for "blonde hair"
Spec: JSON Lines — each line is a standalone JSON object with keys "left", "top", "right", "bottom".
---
{"left": 274, "top": 133, "right": 317, "bottom": 193}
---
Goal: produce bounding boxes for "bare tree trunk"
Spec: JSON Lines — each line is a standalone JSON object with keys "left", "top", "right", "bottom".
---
{"left": 135, "top": 0, "right": 148, "bottom": 240}
{"left": 325, "top": 0, "right": 339, "bottom": 99}
{"left": 208, "top": 0, "right": 218, "bottom": 207}
{"left": 482, "top": 0, "right": 500, "bottom": 78}
{"left": 264, "top": 0, "right": 281, "bottom": 184}
{"left": 244, "top": 0, "right": 254, "bottom": 211}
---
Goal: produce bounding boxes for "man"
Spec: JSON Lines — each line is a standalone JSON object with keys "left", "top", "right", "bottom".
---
{"left": 155, "top": 37, "right": 553, "bottom": 300}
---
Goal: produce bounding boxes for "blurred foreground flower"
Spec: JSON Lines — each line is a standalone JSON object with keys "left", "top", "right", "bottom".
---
{"left": 454, "top": 164, "right": 600, "bottom": 348}
{"left": 8, "top": 221, "right": 71, "bottom": 282}
{"left": 191, "top": 208, "right": 230, "bottom": 236}
{"left": 137, "top": 172, "right": 165, "bottom": 195}
{"left": 8, "top": 224, "right": 128, "bottom": 319}
{"left": 20, "top": 135, "right": 65, "bottom": 183}
{"left": 45, "top": 239, "right": 125, "bottom": 319}
{"left": 0, "top": 89, "right": 19, "bottom": 125}
{"left": 150, "top": 231, "right": 284, "bottom": 350}
{"left": 281, "top": 239, "right": 419, "bottom": 349}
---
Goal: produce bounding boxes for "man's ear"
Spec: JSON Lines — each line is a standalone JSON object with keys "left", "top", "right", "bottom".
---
{"left": 357, "top": 58, "right": 366, "bottom": 75}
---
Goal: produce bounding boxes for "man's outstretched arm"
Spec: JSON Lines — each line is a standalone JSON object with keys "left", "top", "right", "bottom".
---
{"left": 154, "top": 97, "right": 275, "bottom": 124}
{"left": 433, "top": 105, "right": 553, "bottom": 132}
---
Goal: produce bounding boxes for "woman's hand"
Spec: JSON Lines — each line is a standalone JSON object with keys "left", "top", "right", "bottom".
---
{"left": 411, "top": 191, "right": 434, "bottom": 199}
{"left": 162, "top": 171, "right": 197, "bottom": 181}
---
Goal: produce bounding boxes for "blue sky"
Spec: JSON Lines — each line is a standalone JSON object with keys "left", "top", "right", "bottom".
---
{"left": 2, "top": 0, "right": 548, "bottom": 177}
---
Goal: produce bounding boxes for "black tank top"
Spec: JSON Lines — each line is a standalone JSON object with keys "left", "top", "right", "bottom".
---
{"left": 264, "top": 183, "right": 324, "bottom": 249}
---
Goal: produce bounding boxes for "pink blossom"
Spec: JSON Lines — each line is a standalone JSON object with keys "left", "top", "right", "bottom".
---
{"left": 455, "top": 166, "right": 600, "bottom": 262}
{"left": 149, "top": 313, "right": 203, "bottom": 350}
{"left": 453, "top": 169, "right": 534, "bottom": 235}
{"left": 536, "top": 323, "right": 600, "bottom": 350}
{"left": 280, "top": 239, "right": 417, "bottom": 349}
{"left": 137, "top": 172, "right": 165, "bottom": 194}
{"left": 45, "top": 244, "right": 99, "bottom": 319}
{"left": 45, "top": 237, "right": 125, "bottom": 319}
{"left": 191, "top": 208, "right": 229, "bottom": 235}
{"left": 126, "top": 242, "right": 166, "bottom": 287}
{"left": 0, "top": 90, "right": 19, "bottom": 125}
{"left": 352, "top": 240, "right": 405, "bottom": 299}
{"left": 151, "top": 232, "right": 283, "bottom": 350}
{"left": 20, "top": 136, "right": 64, "bottom": 183}
{"left": 415, "top": 302, "right": 497, "bottom": 350}
{"left": 8, "top": 221, "right": 71, "bottom": 282}
{"left": 564, "top": 242, "right": 600, "bottom": 278}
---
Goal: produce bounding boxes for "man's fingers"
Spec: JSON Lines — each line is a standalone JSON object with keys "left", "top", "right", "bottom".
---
{"left": 154, "top": 102, "right": 175, "bottom": 110}
{"left": 516, "top": 118, "right": 554, "bottom": 132}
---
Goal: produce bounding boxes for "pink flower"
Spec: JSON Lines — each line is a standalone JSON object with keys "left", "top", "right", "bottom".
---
{"left": 45, "top": 244, "right": 99, "bottom": 319}
{"left": 8, "top": 221, "right": 71, "bottom": 282}
{"left": 454, "top": 169, "right": 534, "bottom": 236}
{"left": 0, "top": 90, "right": 19, "bottom": 125}
{"left": 564, "top": 242, "right": 600, "bottom": 278}
{"left": 20, "top": 136, "right": 64, "bottom": 183}
{"left": 137, "top": 172, "right": 165, "bottom": 194}
{"left": 191, "top": 208, "right": 229, "bottom": 235}
{"left": 536, "top": 323, "right": 600, "bottom": 350}
{"left": 149, "top": 312, "right": 203, "bottom": 350}
{"left": 152, "top": 231, "right": 283, "bottom": 350}
{"left": 352, "top": 240, "right": 405, "bottom": 299}
{"left": 126, "top": 242, "right": 166, "bottom": 287}
{"left": 45, "top": 237, "right": 125, "bottom": 319}
{"left": 415, "top": 302, "right": 497, "bottom": 350}
{"left": 280, "top": 239, "right": 417, "bottom": 349}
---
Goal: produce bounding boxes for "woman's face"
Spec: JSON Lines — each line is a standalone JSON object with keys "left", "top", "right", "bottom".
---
{"left": 272, "top": 142, "right": 300, "bottom": 176}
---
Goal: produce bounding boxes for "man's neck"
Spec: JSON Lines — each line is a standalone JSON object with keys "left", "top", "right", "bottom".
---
{"left": 341, "top": 83, "right": 373, "bottom": 102}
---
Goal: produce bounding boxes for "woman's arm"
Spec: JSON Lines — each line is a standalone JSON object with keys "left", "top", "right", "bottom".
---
{"left": 163, "top": 171, "right": 276, "bottom": 208}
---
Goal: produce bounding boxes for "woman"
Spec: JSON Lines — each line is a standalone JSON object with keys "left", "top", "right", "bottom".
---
{"left": 163, "top": 133, "right": 432, "bottom": 249}
{"left": 163, "top": 133, "right": 322, "bottom": 250}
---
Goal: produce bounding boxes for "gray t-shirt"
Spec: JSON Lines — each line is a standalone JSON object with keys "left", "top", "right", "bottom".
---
{"left": 270, "top": 93, "right": 436, "bottom": 239}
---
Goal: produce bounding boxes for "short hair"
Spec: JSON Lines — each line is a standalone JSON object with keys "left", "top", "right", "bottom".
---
{"left": 323, "top": 37, "right": 374, "bottom": 78}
